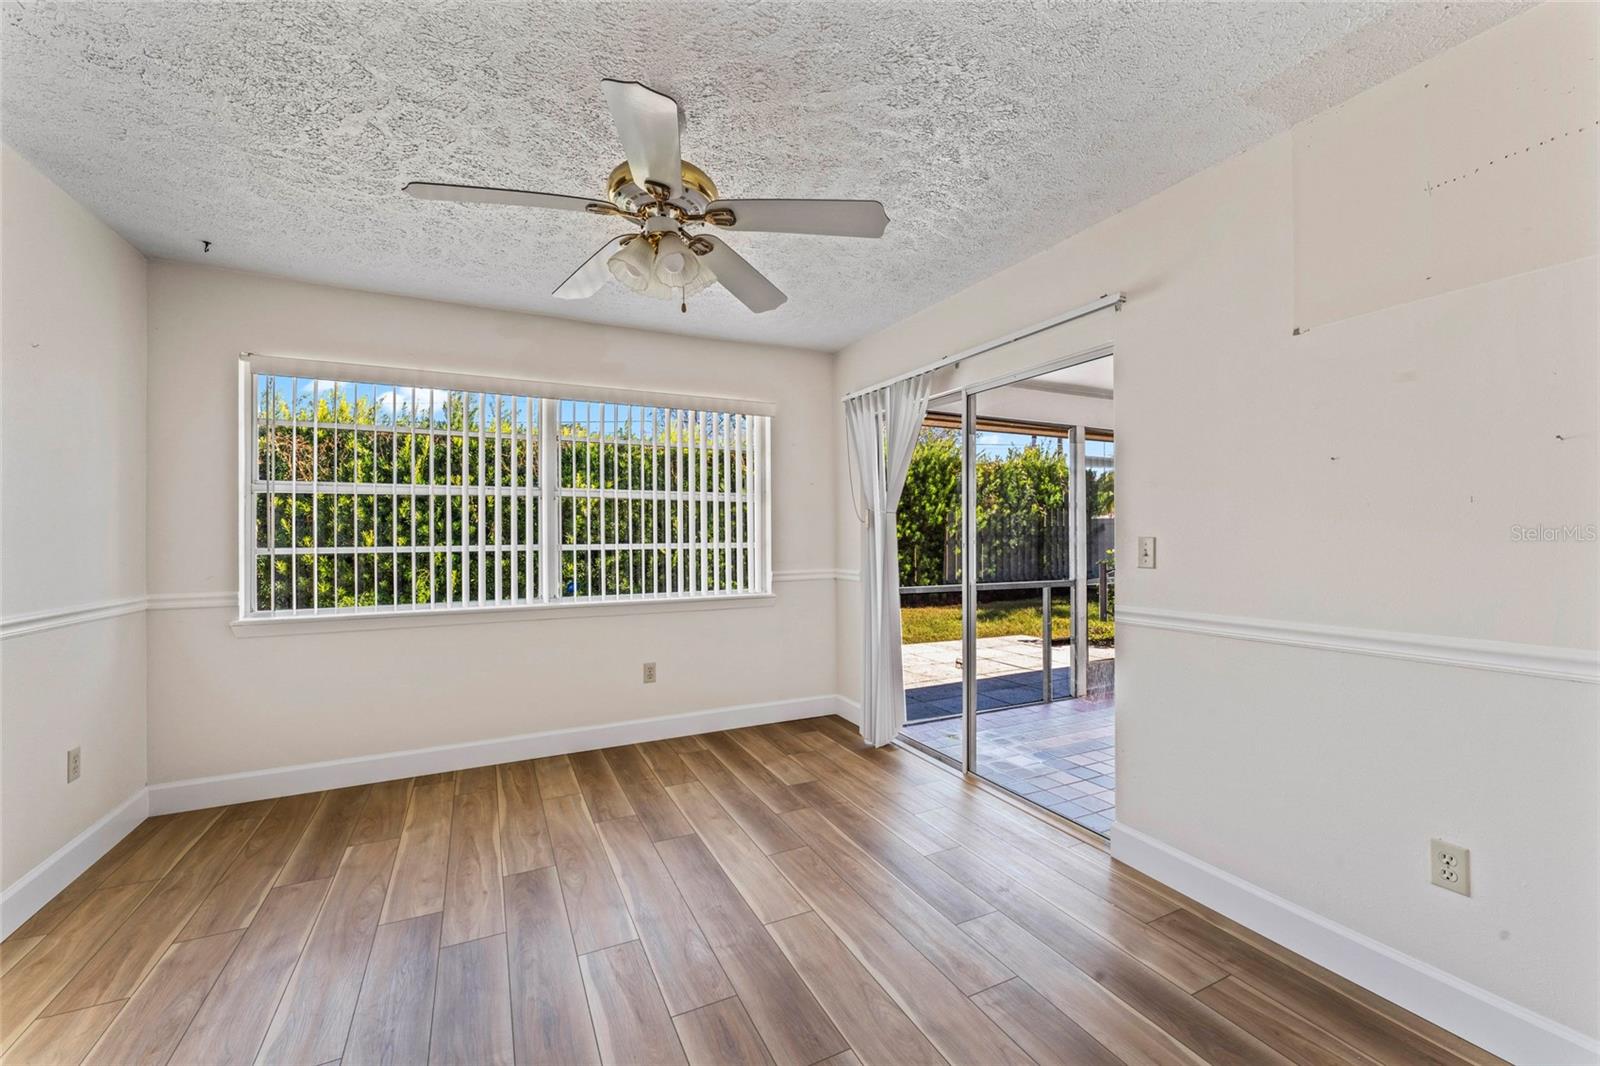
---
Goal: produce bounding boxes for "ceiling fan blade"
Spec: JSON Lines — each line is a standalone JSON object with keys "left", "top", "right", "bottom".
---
{"left": 704, "top": 198, "right": 889, "bottom": 238}
{"left": 695, "top": 235, "right": 786, "bottom": 313}
{"left": 405, "top": 182, "right": 613, "bottom": 215}
{"left": 553, "top": 236, "right": 629, "bottom": 300}
{"left": 602, "top": 79, "right": 683, "bottom": 199}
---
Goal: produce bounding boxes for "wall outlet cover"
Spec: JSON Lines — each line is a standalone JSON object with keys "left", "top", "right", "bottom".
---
{"left": 643, "top": 662, "right": 657, "bottom": 684}
{"left": 1430, "top": 838, "right": 1470, "bottom": 896}
{"left": 67, "top": 746, "right": 82, "bottom": 783}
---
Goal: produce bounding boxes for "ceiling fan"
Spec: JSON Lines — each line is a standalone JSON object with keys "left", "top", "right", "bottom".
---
{"left": 404, "top": 79, "right": 889, "bottom": 314}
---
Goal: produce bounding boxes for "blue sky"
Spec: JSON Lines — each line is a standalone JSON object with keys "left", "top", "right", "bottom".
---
{"left": 260, "top": 375, "right": 735, "bottom": 438}
{"left": 971, "top": 430, "right": 1115, "bottom": 466}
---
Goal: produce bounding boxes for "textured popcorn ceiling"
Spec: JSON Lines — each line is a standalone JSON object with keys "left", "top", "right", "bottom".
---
{"left": 2, "top": 2, "right": 1519, "bottom": 352}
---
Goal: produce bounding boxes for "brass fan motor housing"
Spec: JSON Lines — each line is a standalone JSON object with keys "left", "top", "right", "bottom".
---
{"left": 607, "top": 160, "right": 719, "bottom": 214}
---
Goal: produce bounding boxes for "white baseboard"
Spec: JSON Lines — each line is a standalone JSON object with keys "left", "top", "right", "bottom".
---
{"left": 2, "top": 695, "right": 858, "bottom": 938}
{"left": 833, "top": 694, "right": 862, "bottom": 725}
{"left": 148, "top": 694, "right": 856, "bottom": 815}
{"left": 1111, "top": 824, "right": 1600, "bottom": 1065}
{"left": 1, "top": 788, "right": 149, "bottom": 939}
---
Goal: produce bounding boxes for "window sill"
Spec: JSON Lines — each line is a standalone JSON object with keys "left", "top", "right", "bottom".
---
{"left": 228, "top": 591, "right": 776, "bottom": 638}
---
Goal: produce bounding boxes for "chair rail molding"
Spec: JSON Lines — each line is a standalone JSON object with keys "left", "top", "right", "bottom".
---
{"left": 3, "top": 574, "right": 850, "bottom": 638}
{"left": 1117, "top": 605, "right": 1599, "bottom": 684}
{"left": 0, "top": 595, "right": 148, "bottom": 640}
{"left": 773, "top": 568, "right": 859, "bottom": 582}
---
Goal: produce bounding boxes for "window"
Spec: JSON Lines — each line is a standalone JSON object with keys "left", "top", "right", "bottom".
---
{"left": 241, "top": 358, "right": 769, "bottom": 619}
{"left": 247, "top": 374, "right": 540, "bottom": 614}
{"left": 559, "top": 400, "right": 762, "bottom": 599}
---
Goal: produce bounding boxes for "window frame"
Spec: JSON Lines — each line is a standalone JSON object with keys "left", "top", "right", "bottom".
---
{"left": 237, "top": 356, "right": 772, "bottom": 625}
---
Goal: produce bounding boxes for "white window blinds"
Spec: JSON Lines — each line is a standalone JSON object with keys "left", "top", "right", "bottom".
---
{"left": 558, "top": 400, "right": 764, "bottom": 600}
{"left": 240, "top": 356, "right": 770, "bottom": 619}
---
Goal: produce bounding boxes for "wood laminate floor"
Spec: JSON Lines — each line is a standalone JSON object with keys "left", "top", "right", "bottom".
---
{"left": 1, "top": 716, "right": 1503, "bottom": 1066}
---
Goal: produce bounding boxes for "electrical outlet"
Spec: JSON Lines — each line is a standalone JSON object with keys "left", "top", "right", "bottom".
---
{"left": 643, "top": 662, "right": 657, "bottom": 684}
{"left": 1137, "top": 536, "right": 1157, "bottom": 568}
{"left": 67, "top": 747, "right": 81, "bottom": 784}
{"left": 1430, "top": 839, "right": 1470, "bottom": 896}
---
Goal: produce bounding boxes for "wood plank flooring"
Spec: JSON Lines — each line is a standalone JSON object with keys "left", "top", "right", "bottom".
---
{"left": 0, "top": 716, "right": 1503, "bottom": 1066}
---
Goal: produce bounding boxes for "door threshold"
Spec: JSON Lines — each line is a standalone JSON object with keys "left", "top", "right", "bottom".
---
{"left": 891, "top": 735, "right": 1110, "bottom": 851}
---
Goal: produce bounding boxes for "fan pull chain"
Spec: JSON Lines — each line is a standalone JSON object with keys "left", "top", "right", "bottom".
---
{"left": 680, "top": 286, "right": 686, "bottom": 314}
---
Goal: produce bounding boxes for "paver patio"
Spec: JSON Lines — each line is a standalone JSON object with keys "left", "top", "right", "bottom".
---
{"left": 901, "top": 635, "right": 1115, "bottom": 720}
{"left": 900, "top": 635, "right": 1116, "bottom": 835}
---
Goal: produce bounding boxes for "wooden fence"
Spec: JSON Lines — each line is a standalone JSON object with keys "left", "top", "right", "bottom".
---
{"left": 933, "top": 509, "right": 1114, "bottom": 585}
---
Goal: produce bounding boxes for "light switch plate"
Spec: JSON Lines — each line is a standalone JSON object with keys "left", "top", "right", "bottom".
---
{"left": 1137, "top": 536, "right": 1157, "bottom": 568}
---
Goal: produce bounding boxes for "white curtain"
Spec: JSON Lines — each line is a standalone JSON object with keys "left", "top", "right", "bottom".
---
{"left": 844, "top": 372, "right": 935, "bottom": 747}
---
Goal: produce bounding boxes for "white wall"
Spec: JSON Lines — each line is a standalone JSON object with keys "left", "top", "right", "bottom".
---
{"left": 833, "top": 2, "right": 1598, "bottom": 1044}
{"left": 1, "top": 146, "right": 149, "bottom": 889}
{"left": 4, "top": 6, "right": 1595, "bottom": 1051}
{"left": 144, "top": 262, "right": 839, "bottom": 784}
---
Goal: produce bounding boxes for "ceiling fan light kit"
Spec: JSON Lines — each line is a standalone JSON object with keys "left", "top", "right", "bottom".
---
{"left": 602, "top": 232, "right": 714, "bottom": 308}
{"left": 651, "top": 232, "right": 701, "bottom": 288}
{"left": 606, "top": 236, "right": 654, "bottom": 293}
{"left": 404, "top": 79, "right": 889, "bottom": 315}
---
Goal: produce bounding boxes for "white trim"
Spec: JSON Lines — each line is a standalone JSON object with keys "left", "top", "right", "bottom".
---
{"left": 839, "top": 292, "right": 1125, "bottom": 402}
{"left": 1118, "top": 606, "right": 1599, "bottom": 684}
{"left": 1111, "top": 825, "right": 1600, "bottom": 1066}
{"left": 1, "top": 789, "right": 149, "bottom": 939}
{"left": 237, "top": 358, "right": 255, "bottom": 620}
{"left": 147, "top": 694, "right": 857, "bottom": 815}
{"left": 1, "top": 695, "right": 861, "bottom": 938}
{"left": 227, "top": 591, "right": 776, "bottom": 638}
{"left": 5, "top": 577, "right": 847, "bottom": 638}
{"left": 833, "top": 693, "right": 862, "bottom": 724}
{"left": 0, "top": 596, "right": 146, "bottom": 640}
{"left": 958, "top": 341, "right": 1115, "bottom": 397}
{"left": 241, "top": 370, "right": 773, "bottom": 619}
{"left": 773, "top": 568, "right": 857, "bottom": 583}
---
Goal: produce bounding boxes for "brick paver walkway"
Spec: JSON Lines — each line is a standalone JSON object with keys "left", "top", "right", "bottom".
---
{"left": 901, "top": 697, "right": 1116, "bottom": 835}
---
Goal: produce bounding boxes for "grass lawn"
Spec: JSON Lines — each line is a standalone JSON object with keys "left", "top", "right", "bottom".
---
{"left": 901, "top": 596, "right": 1115, "bottom": 645}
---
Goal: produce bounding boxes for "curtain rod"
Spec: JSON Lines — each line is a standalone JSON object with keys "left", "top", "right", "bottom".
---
{"left": 839, "top": 292, "right": 1125, "bottom": 403}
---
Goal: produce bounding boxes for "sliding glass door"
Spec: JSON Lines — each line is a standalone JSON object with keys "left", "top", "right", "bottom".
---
{"left": 898, "top": 349, "right": 1116, "bottom": 836}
